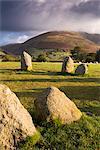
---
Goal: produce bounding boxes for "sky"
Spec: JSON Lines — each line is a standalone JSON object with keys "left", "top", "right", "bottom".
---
{"left": 0, "top": 0, "right": 100, "bottom": 46}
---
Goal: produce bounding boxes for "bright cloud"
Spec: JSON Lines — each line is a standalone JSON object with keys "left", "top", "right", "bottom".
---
{"left": 16, "top": 35, "right": 29, "bottom": 43}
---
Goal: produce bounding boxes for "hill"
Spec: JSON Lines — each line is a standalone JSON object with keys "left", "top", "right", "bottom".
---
{"left": 23, "top": 31, "right": 99, "bottom": 53}
{"left": 81, "top": 32, "right": 100, "bottom": 45}
{"left": 1, "top": 31, "right": 100, "bottom": 56}
{"left": 0, "top": 50, "right": 5, "bottom": 56}
{"left": 1, "top": 43, "right": 22, "bottom": 55}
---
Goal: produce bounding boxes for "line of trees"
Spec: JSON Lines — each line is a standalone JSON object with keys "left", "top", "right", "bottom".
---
{"left": 71, "top": 46, "right": 100, "bottom": 63}
{"left": 0, "top": 47, "right": 100, "bottom": 63}
{"left": 35, "top": 47, "right": 100, "bottom": 63}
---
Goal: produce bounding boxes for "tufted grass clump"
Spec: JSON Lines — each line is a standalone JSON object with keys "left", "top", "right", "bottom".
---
{"left": 0, "top": 62, "right": 100, "bottom": 149}
{"left": 34, "top": 113, "right": 100, "bottom": 150}
{"left": 18, "top": 131, "right": 40, "bottom": 150}
{"left": 53, "top": 118, "right": 62, "bottom": 127}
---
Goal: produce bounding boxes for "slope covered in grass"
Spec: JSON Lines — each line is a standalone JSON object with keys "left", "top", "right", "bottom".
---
{"left": 1, "top": 31, "right": 100, "bottom": 56}
{"left": 0, "top": 62, "right": 100, "bottom": 149}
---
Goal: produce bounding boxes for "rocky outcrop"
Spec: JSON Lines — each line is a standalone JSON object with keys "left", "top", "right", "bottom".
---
{"left": 75, "top": 64, "right": 88, "bottom": 75}
{"left": 35, "top": 86, "right": 82, "bottom": 124}
{"left": 61, "top": 56, "right": 74, "bottom": 73}
{"left": 0, "top": 84, "right": 38, "bottom": 150}
{"left": 21, "top": 51, "right": 32, "bottom": 71}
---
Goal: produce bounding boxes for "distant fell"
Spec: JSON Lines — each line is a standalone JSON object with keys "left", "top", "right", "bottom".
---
{"left": 1, "top": 43, "right": 22, "bottom": 55}
{"left": 81, "top": 32, "right": 100, "bottom": 45}
{"left": 1, "top": 31, "right": 100, "bottom": 55}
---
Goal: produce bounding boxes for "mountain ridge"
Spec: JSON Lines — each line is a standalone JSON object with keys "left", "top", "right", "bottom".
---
{"left": 1, "top": 31, "right": 100, "bottom": 56}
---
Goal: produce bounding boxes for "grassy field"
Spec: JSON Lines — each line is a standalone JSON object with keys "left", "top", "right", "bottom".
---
{"left": 0, "top": 62, "right": 100, "bottom": 149}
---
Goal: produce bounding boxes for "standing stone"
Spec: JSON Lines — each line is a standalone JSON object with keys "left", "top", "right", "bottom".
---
{"left": 34, "top": 86, "right": 82, "bottom": 124}
{"left": 75, "top": 64, "right": 88, "bottom": 75}
{"left": 21, "top": 51, "right": 32, "bottom": 71}
{"left": 0, "top": 84, "right": 39, "bottom": 150}
{"left": 61, "top": 56, "right": 74, "bottom": 73}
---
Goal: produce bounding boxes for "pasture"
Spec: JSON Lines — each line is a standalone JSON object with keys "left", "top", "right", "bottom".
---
{"left": 0, "top": 62, "right": 100, "bottom": 149}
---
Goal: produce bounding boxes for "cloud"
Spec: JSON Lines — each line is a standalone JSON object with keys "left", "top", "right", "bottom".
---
{"left": 71, "top": 0, "right": 100, "bottom": 18}
{"left": 35, "top": 0, "right": 47, "bottom": 3}
{"left": 16, "top": 35, "right": 30, "bottom": 43}
{"left": 0, "top": 0, "right": 100, "bottom": 33}
{"left": 0, "top": 33, "right": 30, "bottom": 45}
{"left": 0, "top": 31, "right": 46, "bottom": 46}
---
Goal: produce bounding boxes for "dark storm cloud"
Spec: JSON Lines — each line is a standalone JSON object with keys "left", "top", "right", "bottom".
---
{"left": 71, "top": 0, "right": 100, "bottom": 17}
{"left": 0, "top": 0, "right": 100, "bottom": 33}
{"left": 0, "top": 0, "right": 41, "bottom": 31}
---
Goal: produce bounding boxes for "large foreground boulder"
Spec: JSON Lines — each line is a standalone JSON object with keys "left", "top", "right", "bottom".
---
{"left": 75, "top": 64, "right": 88, "bottom": 75}
{"left": 21, "top": 51, "right": 32, "bottom": 71}
{"left": 35, "top": 86, "right": 82, "bottom": 124}
{"left": 0, "top": 84, "right": 38, "bottom": 150}
{"left": 61, "top": 56, "right": 74, "bottom": 73}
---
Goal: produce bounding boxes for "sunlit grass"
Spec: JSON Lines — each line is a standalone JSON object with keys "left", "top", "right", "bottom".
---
{"left": 0, "top": 62, "right": 100, "bottom": 149}
{"left": 0, "top": 62, "right": 100, "bottom": 113}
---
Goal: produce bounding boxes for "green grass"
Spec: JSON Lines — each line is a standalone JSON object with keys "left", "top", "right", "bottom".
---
{"left": 18, "top": 131, "right": 41, "bottom": 150}
{"left": 0, "top": 62, "right": 100, "bottom": 149}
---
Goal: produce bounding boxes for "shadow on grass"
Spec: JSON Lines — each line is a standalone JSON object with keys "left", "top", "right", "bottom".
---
{"left": 0, "top": 68, "right": 21, "bottom": 74}
{"left": 1, "top": 77, "right": 100, "bottom": 83}
{"left": 60, "top": 86, "right": 100, "bottom": 101}
{"left": 0, "top": 68, "right": 59, "bottom": 76}
{"left": 15, "top": 88, "right": 45, "bottom": 99}
{"left": 13, "top": 84, "right": 100, "bottom": 119}
{"left": 17, "top": 71, "right": 59, "bottom": 76}
{"left": 0, "top": 68, "right": 100, "bottom": 83}
{"left": 80, "top": 106, "right": 100, "bottom": 116}
{"left": 15, "top": 88, "right": 100, "bottom": 118}
{"left": 15, "top": 86, "right": 100, "bottom": 102}
{"left": 0, "top": 68, "right": 89, "bottom": 77}
{"left": 15, "top": 91, "right": 34, "bottom": 98}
